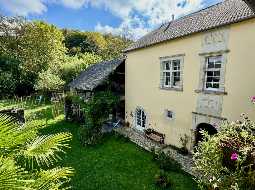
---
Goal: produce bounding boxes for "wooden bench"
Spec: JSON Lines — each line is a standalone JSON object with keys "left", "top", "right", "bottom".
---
{"left": 145, "top": 128, "right": 165, "bottom": 144}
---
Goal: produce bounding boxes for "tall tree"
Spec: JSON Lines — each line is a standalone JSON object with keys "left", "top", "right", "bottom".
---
{"left": 19, "top": 21, "right": 66, "bottom": 75}
{"left": 101, "top": 34, "right": 133, "bottom": 60}
{"left": 0, "top": 18, "right": 67, "bottom": 96}
{"left": 64, "top": 31, "right": 100, "bottom": 56}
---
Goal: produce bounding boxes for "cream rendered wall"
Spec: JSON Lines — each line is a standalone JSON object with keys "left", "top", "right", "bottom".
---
{"left": 223, "top": 19, "right": 255, "bottom": 121}
{"left": 125, "top": 18, "right": 255, "bottom": 148}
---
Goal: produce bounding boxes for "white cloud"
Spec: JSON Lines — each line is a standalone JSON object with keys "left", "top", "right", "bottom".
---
{"left": 94, "top": 0, "right": 205, "bottom": 40}
{"left": 0, "top": 0, "right": 87, "bottom": 16}
{"left": 0, "top": 0, "right": 221, "bottom": 40}
{"left": 0, "top": 0, "right": 47, "bottom": 16}
{"left": 58, "top": 0, "right": 87, "bottom": 9}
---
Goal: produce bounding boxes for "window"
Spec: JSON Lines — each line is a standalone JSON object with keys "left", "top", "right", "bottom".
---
{"left": 204, "top": 55, "right": 222, "bottom": 90}
{"left": 166, "top": 110, "right": 174, "bottom": 119}
{"left": 161, "top": 57, "right": 182, "bottom": 89}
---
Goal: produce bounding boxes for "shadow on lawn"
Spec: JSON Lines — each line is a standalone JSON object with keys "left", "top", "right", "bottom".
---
{"left": 38, "top": 118, "right": 198, "bottom": 190}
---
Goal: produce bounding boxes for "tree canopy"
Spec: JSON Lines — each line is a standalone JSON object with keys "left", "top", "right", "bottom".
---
{"left": 0, "top": 16, "right": 133, "bottom": 97}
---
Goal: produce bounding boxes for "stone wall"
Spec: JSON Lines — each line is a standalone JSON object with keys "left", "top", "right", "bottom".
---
{"left": 0, "top": 108, "right": 25, "bottom": 123}
{"left": 114, "top": 126, "right": 197, "bottom": 177}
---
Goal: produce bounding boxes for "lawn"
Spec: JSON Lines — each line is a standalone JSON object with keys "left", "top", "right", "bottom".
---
{"left": 0, "top": 100, "right": 198, "bottom": 190}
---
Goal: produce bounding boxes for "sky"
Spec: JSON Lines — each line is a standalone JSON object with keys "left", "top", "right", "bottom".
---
{"left": 0, "top": 0, "right": 222, "bottom": 40}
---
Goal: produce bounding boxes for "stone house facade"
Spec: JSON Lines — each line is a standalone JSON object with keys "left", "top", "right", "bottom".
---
{"left": 124, "top": 0, "right": 255, "bottom": 150}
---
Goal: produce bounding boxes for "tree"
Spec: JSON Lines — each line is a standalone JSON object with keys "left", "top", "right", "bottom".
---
{"left": 101, "top": 34, "right": 133, "bottom": 60}
{"left": 60, "top": 53, "right": 102, "bottom": 84}
{"left": 64, "top": 31, "right": 100, "bottom": 56}
{"left": 19, "top": 21, "right": 66, "bottom": 75}
{"left": 0, "top": 54, "right": 21, "bottom": 97}
{"left": 0, "top": 18, "right": 67, "bottom": 96}
{"left": 35, "top": 69, "right": 65, "bottom": 93}
{"left": 0, "top": 114, "right": 73, "bottom": 189}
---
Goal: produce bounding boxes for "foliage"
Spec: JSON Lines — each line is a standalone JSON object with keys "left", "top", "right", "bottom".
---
{"left": 179, "top": 134, "right": 190, "bottom": 155}
{"left": 0, "top": 16, "right": 131, "bottom": 97}
{"left": 193, "top": 114, "right": 255, "bottom": 190}
{"left": 63, "top": 29, "right": 132, "bottom": 60}
{"left": 19, "top": 21, "right": 66, "bottom": 75}
{"left": 78, "top": 125, "right": 103, "bottom": 146}
{"left": 0, "top": 15, "right": 26, "bottom": 57}
{"left": 35, "top": 69, "right": 65, "bottom": 93}
{"left": 1, "top": 99, "right": 198, "bottom": 190}
{"left": 0, "top": 114, "right": 73, "bottom": 189}
{"left": 60, "top": 53, "right": 102, "bottom": 84}
{"left": 154, "top": 170, "right": 174, "bottom": 189}
{"left": 0, "top": 18, "right": 66, "bottom": 96}
{"left": 63, "top": 30, "right": 103, "bottom": 56}
{"left": 0, "top": 54, "right": 21, "bottom": 97}
{"left": 80, "top": 91, "right": 120, "bottom": 146}
{"left": 153, "top": 150, "right": 182, "bottom": 172}
{"left": 101, "top": 34, "right": 133, "bottom": 60}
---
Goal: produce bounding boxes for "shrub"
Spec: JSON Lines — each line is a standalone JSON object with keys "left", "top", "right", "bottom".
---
{"left": 154, "top": 170, "right": 174, "bottom": 189}
{"left": 179, "top": 134, "right": 190, "bottom": 155}
{"left": 153, "top": 150, "right": 181, "bottom": 172}
{"left": 60, "top": 53, "right": 102, "bottom": 84}
{"left": 193, "top": 114, "right": 255, "bottom": 190}
{"left": 79, "top": 125, "right": 103, "bottom": 146}
{"left": 74, "top": 91, "right": 119, "bottom": 146}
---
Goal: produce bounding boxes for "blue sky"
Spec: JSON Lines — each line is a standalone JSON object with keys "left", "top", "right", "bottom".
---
{"left": 0, "top": 0, "right": 222, "bottom": 39}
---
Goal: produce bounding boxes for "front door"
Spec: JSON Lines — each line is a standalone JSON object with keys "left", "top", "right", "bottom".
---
{"left": 136, "top": 108, "right": 146, "bottom": 131}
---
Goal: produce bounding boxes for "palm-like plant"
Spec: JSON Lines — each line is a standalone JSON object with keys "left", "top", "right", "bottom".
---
{"left": 0, "top": 114, "right": 73, "bottom": 189}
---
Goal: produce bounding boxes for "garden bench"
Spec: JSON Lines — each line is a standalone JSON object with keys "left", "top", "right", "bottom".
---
{"left": 145, "top": 128, "right": 165, "bottom": 144}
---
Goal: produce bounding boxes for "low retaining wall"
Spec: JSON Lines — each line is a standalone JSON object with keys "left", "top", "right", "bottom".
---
{"left": 0, "top": 108, "right": 25, "bottom": 123}
{"left": 114, "top": 126, "right": 197, "bottom": 177}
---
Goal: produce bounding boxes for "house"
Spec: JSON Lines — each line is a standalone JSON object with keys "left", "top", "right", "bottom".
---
{"left": 124, "top": 0, "right": 255, "bottom": 150}
{"left": 67, "top": 58, "right": 125, "bottom": 122}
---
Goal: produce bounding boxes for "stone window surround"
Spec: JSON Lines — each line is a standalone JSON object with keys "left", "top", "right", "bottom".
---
{"left": 159, "top": 54, "right": 185, "bottom": 92}
{"left": 196, "top": 50, "right": 230, "bottom": 95}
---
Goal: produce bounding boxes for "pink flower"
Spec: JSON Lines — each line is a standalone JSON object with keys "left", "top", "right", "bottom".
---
{"left": 251, "top": 96, "right": 255, "bottom": 103}
{"left": 231, "top": 153, "right": 238, "bottom": 161}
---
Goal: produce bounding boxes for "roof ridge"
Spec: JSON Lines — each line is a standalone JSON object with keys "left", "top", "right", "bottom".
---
{"left": 172, "top": 0, "right": 225, "bottom": 23}
{"left": 125, "top": 0, "right": 255, "bottom": 52}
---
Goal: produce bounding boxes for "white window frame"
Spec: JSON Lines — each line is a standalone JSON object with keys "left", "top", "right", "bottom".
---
{"left": 135, "top": 107, "right": 146, "bottom": 130}
{"left": 204, "top": 55, "right": 222, "bottom": 91}
{"left": 160, "top": 55, "right": 184, "bottom": 90}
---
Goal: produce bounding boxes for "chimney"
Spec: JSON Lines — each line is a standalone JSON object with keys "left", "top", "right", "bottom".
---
{"left": 172, "top": 14, "right": 175, "bottom": 21}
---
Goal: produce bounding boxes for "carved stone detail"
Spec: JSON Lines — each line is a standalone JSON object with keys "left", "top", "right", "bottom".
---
{"left": 196, "top": 94, "right": 223, "bottom": 117}
{"left": 202, "top": 27, "right": 230, "bottom": 53}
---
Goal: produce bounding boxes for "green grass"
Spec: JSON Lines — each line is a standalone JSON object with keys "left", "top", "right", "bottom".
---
{"left": 0, "top": 100, "right": 198, "bottom": 190}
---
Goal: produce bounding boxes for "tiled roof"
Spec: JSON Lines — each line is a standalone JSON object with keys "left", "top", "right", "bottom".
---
{"left": 243, "top": 0, "right": 255, "bottom": 11}
{"left": 125, "top": 0, "right": 255, "bottom": 52}
{"left": 68, "top": 59, "right": 125, "bottom": 91}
